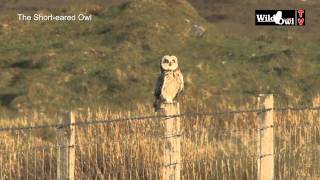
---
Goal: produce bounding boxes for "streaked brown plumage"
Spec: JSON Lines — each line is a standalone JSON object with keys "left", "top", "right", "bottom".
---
{"left": 154, "top": 55, "right": 184, "bottom": 111}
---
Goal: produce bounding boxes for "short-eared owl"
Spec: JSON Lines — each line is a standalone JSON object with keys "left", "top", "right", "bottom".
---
{"left": 154, "top": 55, "right": 184, "bottom": 111}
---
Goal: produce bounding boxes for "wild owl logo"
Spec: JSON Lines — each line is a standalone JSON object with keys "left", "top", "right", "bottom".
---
{"left": 154, "top": 55, "right": 184, "bottom": 112}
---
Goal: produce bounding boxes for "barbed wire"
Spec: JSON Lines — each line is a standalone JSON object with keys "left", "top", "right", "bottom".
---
{"left": 274, "top": 124, "right": 320, "bottom": 129}
{"left": 275, "top": 106, "right": 320, "bottom": 111}
{"left": 0, "top": 106, "right": 319, "bottom": 133}
{"left": 0, "top": 143, "right": 283, "bottom": 166}
{"left": 2, "top": 123, "right": 319, "bottom": 155}
{"left": 164, "top": 151, "right": 284, "bottom": 168}
{"left": 0, "top": 144, "right": 74, "bottom": 154}
{"left": 0, "top": 108, "right": 270, "bottom": 133}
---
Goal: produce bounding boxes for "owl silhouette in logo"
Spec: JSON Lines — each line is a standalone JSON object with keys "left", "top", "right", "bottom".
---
{"left": 274, "top": 11, "right": 282, "bottom": 24}
{"left": 154, "top": 55, "right": 184, "bottom": 112}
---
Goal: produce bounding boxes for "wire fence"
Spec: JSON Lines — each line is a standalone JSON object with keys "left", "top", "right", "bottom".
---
{"left": 0, "top": 105, "right": 320, "bottom": 179}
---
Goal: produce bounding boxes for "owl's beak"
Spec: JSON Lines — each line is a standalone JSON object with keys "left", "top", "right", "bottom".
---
{"left": 169, "top": 62, "right": 172, "bottom": 66}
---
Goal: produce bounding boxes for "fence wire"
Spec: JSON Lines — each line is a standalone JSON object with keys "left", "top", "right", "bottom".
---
{"left": 2, "top": 106, "right": 320, "bottom": 133}
{"left": 0, "top": 106, "right": 319, "bottom": 179}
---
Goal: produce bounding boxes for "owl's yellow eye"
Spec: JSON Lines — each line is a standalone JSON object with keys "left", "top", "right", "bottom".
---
{"left": 172, "top": 60, "right": 175, "bottom": 63}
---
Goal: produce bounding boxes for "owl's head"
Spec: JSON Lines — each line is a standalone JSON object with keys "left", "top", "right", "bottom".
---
{"left": 161, "top": 55, "right": 178, "bottom": 71}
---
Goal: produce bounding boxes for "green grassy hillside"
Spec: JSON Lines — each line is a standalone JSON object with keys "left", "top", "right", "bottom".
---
{"left": 0, "top": 0, "right": 319, "bottom": 113}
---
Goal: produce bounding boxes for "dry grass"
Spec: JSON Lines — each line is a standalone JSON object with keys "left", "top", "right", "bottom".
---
{"left": 0, "top": 102, "right": 319, "bottom": 179}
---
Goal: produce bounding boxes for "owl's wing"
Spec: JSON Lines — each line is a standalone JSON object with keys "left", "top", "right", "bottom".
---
{"left": 175, "top": 69, "right": 184, "bottom": 98}
{"left": 154, "top": 73, "right": 164, "bottom": 99}
{"left": 179, "top": 70, "right": 184, "bottom": 92}
{"left": 176, "top": 69, "right": 184, "bottom": 92}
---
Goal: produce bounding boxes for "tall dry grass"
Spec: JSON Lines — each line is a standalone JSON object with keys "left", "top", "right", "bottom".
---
{"left": 0, "top": 101, "right": 319, "bottom": 179}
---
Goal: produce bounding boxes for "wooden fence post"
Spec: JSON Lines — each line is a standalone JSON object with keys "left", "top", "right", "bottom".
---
{"left": 162, "top": 102, "right": 181, "bottom": 180}
{"left": 57, "top": 111, "right": 75, "bottom": 180}
{"left": 257, "top": 94, "right": 274, "bottom": 180}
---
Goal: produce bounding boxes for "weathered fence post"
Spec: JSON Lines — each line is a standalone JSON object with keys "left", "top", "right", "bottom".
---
{"left": 257, "top": 94, "right": 274, "bottom": 180}
{"left": 162, "top": 102, "right": 181, "bottom": 180}
{"left": 57, "top": 111, "right": 75, "bottom": 180}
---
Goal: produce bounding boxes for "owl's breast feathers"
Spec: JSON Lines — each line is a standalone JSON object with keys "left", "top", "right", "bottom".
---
{"left": 154, "top": 69, "right": 184, "bottom": 111}
{"left": 157, "top": 69, "right": 184, "bottom": 102}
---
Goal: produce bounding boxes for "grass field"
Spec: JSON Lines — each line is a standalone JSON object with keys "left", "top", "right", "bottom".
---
{"left": 0, "top": 100, "right": 320, "bottom": 179}
{"left": 0, "top": 0, "right": 319, "bottom": 113}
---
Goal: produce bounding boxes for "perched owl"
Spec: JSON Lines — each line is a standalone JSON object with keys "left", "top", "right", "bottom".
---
{"left": 154, "top": 55, "right": 184, "bottom": 111}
